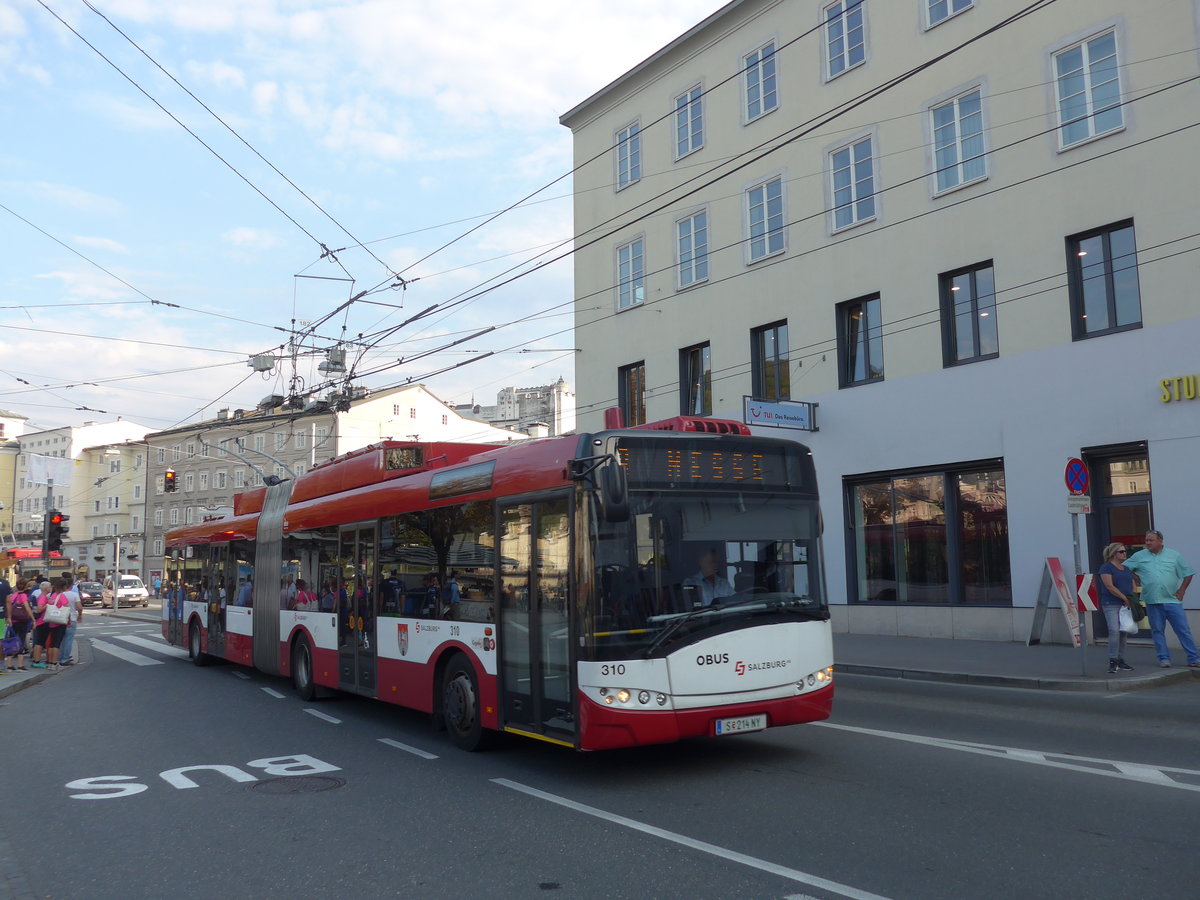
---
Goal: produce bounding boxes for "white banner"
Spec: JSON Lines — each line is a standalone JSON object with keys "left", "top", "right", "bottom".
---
{"left": 26, "top": 454, "right": 73, "bottom": 485}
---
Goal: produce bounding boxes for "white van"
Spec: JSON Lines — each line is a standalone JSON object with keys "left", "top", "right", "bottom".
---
{"left": 102, "top": 575, "right": 150, "bottom": 608}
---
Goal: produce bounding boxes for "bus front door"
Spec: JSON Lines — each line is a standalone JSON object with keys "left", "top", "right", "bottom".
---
{"left": 499, "top": 497, "right": 575, "bottom": 744}
{"left": 337, "top": 525, "right": 377, "bottom": 695}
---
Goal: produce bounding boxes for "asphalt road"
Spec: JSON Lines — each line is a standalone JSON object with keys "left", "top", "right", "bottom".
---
{"left": 2, "top": 615, "right": 1197, "bottom": 900}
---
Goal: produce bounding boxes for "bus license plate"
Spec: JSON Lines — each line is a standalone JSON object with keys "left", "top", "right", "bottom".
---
{"left": 714, "top": 714, "right": 767, "bottom": 736}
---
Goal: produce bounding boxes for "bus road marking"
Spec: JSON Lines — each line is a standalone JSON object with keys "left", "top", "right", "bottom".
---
{"left": 261, "top": 688, "right": 285, "bottom": 699}
{"left": 231, "top": 671, "right": 250, "bottom": 680}
{"left": 492, "top": 779, "right": 895, "bottom": 900}
{"left": 814, "top": 722, "right": 1200, "bottom": 794}
{"left": 89, "top": 639, "right": 165, "bottom": 666}
{"left": 111, "top": 634, "right": 189, "bottom": 659}
{"left": 378, "top": 738, "right": 439, "bottom": 760}
{"left": 303, "top": 708, "right": 341, "bottom": 724}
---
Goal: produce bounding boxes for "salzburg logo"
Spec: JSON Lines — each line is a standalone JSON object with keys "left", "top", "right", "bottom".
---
{"left": 735, "top": 661, "right": 746, "bottom": 676}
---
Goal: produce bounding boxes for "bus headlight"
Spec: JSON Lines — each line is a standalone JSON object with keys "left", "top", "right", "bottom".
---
{"left": 815, "top": 667, "right": 833, "bottom": 683}
{"left": 616, "top": 689, "right": 631, "bottom": 704}
{"left": 656, "top": 693, "right": 667, "bottom": 706}
{"left": 637, "top": 690, "right": 650, "bottom": 705}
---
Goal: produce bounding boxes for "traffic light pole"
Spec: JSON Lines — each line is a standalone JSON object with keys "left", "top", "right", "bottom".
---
{"left": 42, "top": 479, "right": 53, "bottom": 558}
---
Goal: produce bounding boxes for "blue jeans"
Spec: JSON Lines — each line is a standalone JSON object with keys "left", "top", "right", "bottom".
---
{"left": 59, "top": 622, "right": 77, "bottom": 661}
{"left": 1145, "top": 602, "right": 1200, "bottom": 664}
{"left": 1101, "top": 604, "right": 1127, "bottom": 660}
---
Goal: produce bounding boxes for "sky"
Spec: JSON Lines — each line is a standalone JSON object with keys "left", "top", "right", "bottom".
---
{"left": 0, "top": 0, "right": 723, "bottom": 435}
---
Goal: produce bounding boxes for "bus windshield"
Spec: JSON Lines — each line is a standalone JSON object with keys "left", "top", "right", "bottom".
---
{"left": 586, "top": 490, "right": 826, "bottom": 661}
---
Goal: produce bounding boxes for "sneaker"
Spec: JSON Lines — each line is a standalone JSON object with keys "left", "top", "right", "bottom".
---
{"left": 1116, "top": 660, "right": 1134, "bottom": 671}
{"left": 1107, "top": 661, "right": 1118, "bottom": 674}
{"left": 1159, "top": 660, "right": 1172, "bottom": 668}
{"left": 59, "top": 659, "right": 74, "bottom": 667}
{"left": 31, "top": 662, "right": 47, "bottom": 669}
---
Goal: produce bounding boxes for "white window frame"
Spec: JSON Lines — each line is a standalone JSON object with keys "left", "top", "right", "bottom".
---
{"left": 169, "top": 508, "right": 179, "bottom": 526}
{"left": 615, "top": 121, "right": 641, "bottom": 190}
{"left": 676, "top": 209, "right": 710, "bottom": 289}
{"left": 743, "top": 40, "right": 778, "bottom": 123}
{"left": 927, "top": 84, "right": 988, "bottom": 195}
{"left": 745, "top": 175, "right": 786, "bottom": 263}
{"left": 154, "top": 508, "right": 163, "bottom": 527}
{"left": 275, "top": 432, "right": 286, "bottom": 450}
{"left": 828, "top": 133, "right": 877, "bottom": 233}
{"left": 674, "top": 84, "right": 704, "bottom": 159}
{"left": 254, "top": 435, "right": 266, "bottom": 452}
{"left": 235, "top": 469, "right": 245, "bottom": 489}
{"left": 153, "top": 539, "right": 163, "bottom": 556}
{"left": 824, "top": 0, "right": 867, "bottom": 81}
{"left": 184, "top": 473, "right": 194, "bottom": 493}
{"left": 295, "top": 431, "right": 307, "bottom": 450}
{"left": 925, "top": 0, "right": 971, "bottom": 30}
{"left": 616, "top": 236, "right": 646, "bottom": 310}
{"left": 1051, "top": 27, "right": 1124, "bottom": 150}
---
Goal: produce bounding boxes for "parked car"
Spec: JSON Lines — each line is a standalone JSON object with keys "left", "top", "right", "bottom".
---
{"left": 77, "top": 581, "right": 104, "bottom": 607}
{"left": 102, "top": 575, "right": 150, "bottom": 608}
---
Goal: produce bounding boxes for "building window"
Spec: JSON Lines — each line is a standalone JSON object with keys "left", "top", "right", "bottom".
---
{"left": 133, "top": 484, "right": 142, "bottom": 500}
{"left": 1068, "top": 220, "right": 1141, "bottom": 339}
{"left": 316, "top": 427, "right": 329, "bottom": 447}
{"left": 837, "top": 294, "right": 884, "bottom": 387}
{"left": 184, "top": 473, "right": 194, "bottom": 492}
{"left": 674, "top": 85, "right": 703, "bottom": 158}
{"left": 295, "top": 431, "right": 307, "bottom": 450}
{"left": 235, "top": 469, "right": 245, "bottom": 489}
{"left": 254, "top": 435, "right": 265, "bottom": 452}
{"left": 295, "top": 462, "right": 307, "bottom": 476}
{"left": 617, "top": 238, "right": 646, "bottom": 309}
{"left": 679, "top": 343, "right": 712, "bottom": 416}
{"left": 941, "top": 262, "right": 998, "bottom": 365}
{"left": 169, "top": 508, "right": 179, "bottom": 526}
{"left": 618, "top": 362, "right": 647, "bottom": 427}
{"left": 93, "top": 500, "right": 101, "bottom": 513}
{"left": 275, "top": 433, "right": 286, "bottom": 450}
{"left": 830, "top": 136, "right": 875, "bottom": 230}
{"left": 441, "top": 415, "right": 448, "bottom": 425}
{"left": 746, "top": 176, "right": 785, "bottom": 261}
{"left": 676, "top": 210, "right": 709, "bottom": 288}
{"left": 186, "top": 442, "right": 196, "bottom": 458}
{"left": 216, "top": 471, "right": 227, "bottom": 490}
{"left": 751, "top": 321, "right": 790, "bottom": 400}
{"left": 931, "top": 88, "right": 985, "bottom": 193}
{"left": 744, "top": 41, "right": 777, "bottom": 121}
{"left": 109, "top": 459, "right": 121, "bottom": 474}
{"left": 1054, "top": 30, "right": 1122, "bottom": 148}
{"left": 157, "top": 448, "right": 165, "bottom": 464}
{"left": 848, "top": 465, "right": 1010, "bottom": 604}
{"left": 185, "top": 507, "right": 194, "bottom": 524}
{"left": 616, "top": 121, "right": 641, "bottom": 190}
{"left": 199, "top": 472, "right": 209, "bottom": 491}
{"left": 824, "top": 0, "right": 866, "bottom": 80}
{"left": 132, "top": 515, "right": 140, "bottom": 531}
{"left": 154, "top": 509, "right": 163, "bottom": 527}
{"left": 927, "top": 0, "right": 971, "bottom": 28}
{"left": 172, "top": 445, "right": 181, "bottom": 462}
{"left": 153, "top": 539, "right": 163, "bottom": 556}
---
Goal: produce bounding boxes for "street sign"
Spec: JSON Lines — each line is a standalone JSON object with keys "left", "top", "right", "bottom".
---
{"left": 1064, "top": 457, "right": 1090, "bottom": 495}
{"left": 1075, "top": 574, "right": 1099, "bottom": 611}
{"left": 1067, "top": 495, "right": 1092, "bottom": 514}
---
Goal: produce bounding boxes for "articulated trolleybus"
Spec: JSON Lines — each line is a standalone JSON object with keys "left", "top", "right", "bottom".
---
{"left": 164, "top": 416, "right": 833, "bottom": 751}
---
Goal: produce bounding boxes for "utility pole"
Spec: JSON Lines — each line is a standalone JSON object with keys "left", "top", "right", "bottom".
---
{"left": 42, "top": 479, "right": 53, "bottom": 558}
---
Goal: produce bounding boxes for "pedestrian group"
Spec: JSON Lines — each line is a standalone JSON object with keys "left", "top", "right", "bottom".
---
{"left": 3, "top": 572, "right": 84, "bottom": 673}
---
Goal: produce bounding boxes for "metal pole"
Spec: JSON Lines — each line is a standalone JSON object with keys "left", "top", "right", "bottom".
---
{"left": 113, "top": 534, "right": 121, "bottom": 612}
{"left": 43, "top": 479, "right": 53, "bottom": 558}
{"left": 1071, "top": 511, "right": 1087, "bottom": 676}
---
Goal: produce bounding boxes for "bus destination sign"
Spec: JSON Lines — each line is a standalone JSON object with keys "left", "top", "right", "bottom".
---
{"left": 615, "top": 439, "right": 797, "bottom": 489}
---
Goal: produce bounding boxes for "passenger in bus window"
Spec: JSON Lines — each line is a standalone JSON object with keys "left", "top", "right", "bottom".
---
{"left": 419, "top": 573, "right": 439, "bottom": 617}
{"left": 683, "top": 550, "right": 735, "bottom": 607}
{"left": 237, "top": 576, "right": 254, "bottom": 607}
{"left": 319, "top": 576, "right": 336, "bottom": 612}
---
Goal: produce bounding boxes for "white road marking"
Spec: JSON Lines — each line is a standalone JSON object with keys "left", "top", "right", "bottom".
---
{"left": 303, "top": 708, "right": 341, "bottom": 724}
{"left": 231, "top": 671, "right": 250, "bottom": 680}
{"left": 492, "top": 779, "right": 895, "bottom": 900}
{"left": 89, "top": 639, "right": 165, "bottom": 666}
{"left": 815, "top": 722, "right": 1200, "bottom": 794}
{"left": 111, "top": 634, "right": 189, "bottom": 659}
{"left": 378, "top": 738, "right": 439, "bottom": 760}
{"left": 261, "top": 687, "right": 285, "bottom": 699}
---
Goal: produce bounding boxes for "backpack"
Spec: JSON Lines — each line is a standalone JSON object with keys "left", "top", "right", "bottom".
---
{"left": 9, "top": 593, "right": 31, "bottom": 623}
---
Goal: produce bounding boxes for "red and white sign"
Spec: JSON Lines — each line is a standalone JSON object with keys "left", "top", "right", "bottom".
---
{"left": 1075, "top": 574, "right": 1099, "bottom": 611}
{"left": 1046, "top": 557, "right": 1081, "bottom": 647}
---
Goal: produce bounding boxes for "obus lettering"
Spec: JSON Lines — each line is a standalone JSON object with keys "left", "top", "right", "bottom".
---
{"left": 65, "top": 754, "right": 340, "bottom": 800}
{"left": 696, "top": 653, "right": 730, "bottom": 666}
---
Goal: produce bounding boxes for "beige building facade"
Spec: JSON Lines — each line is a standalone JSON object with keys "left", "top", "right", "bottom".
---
{"left": 562, "top": 0, "right": 1200, "bottom": 641}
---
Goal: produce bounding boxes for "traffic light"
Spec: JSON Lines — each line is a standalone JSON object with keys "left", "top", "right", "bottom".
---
{"left": 47, "top": 510, "right": 70, "bottom": 552}
{"left": 164, "top": 469, "right": 177, "bottom": 492}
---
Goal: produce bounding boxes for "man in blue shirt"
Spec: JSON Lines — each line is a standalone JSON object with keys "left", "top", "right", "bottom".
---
{"left": 1123, "top": 530, "right": 1199, "bottom": 668}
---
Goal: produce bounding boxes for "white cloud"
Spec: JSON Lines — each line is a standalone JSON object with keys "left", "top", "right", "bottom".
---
{"left": 73, "top": 236, "right": 131, "bottom": 254}
{"left": 31, "top": 182, "right": 121, "bottom": 214}
{"left": 221, "top": 226, "right": 283, "bottom": 249}
{"left": 184, "top": 59, "right": 246, "bottom": 90}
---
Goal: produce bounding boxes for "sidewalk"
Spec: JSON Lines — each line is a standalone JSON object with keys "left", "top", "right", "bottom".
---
{"left": 834, "top": 633, "right": 1200, "bottom": 692}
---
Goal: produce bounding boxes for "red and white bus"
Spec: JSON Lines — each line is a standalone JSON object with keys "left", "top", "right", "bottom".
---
{"left": 163, "top": 416, "right": 833, "bottom": 751}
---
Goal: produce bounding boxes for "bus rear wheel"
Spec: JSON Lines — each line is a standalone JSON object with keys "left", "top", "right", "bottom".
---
{"left": 441, "top": 655, "right": 487, "bottom": 751}
{"left": 292, "top": 636, "right": 316, "bottom": 701}
{"left": 189, "top": 623, "right": 208, "bottom": 667}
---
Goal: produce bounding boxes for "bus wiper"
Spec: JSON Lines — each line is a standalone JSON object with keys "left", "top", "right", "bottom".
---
{"left": 642, "top": 606, "right": 714, "bottom": 657}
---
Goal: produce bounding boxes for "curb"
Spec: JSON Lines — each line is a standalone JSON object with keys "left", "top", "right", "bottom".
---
{"left": 835, "top": 663, "right": 1198, "bottom": 693}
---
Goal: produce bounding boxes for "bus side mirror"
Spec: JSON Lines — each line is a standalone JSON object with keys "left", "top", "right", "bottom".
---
{"left": 597, "top": 458, "right": 629, "bottom": 523}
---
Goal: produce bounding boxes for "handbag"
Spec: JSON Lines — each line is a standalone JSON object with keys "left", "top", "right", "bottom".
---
{"left": 1118, "top": 606, "right": 1139, "bottom": 635}
{"left": 2, "top": 626, "right": 21, "bottom": 656}
{"left": 43, "top": 595, "right": 70, "bottom": 625}
{"left": 1128, "top": 596, "right": 1146, "bottom": 623}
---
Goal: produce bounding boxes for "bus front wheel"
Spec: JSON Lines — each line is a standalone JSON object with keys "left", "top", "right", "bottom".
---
{"left": 189, "top": 623, "right": 208, "bottom": 667}
{"left": 441, "top": 655, "right": 486, "bottom": 751}
{"left": 292, "top": 636, "right": 316, "bottom": 701}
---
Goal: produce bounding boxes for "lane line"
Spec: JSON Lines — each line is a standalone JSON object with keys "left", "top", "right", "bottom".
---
{"left": 492, "top": 779, "right": 895, "bottom": 900}
{"left": 378, "top": 738, "right": 439, "bottom": 760}
{"left": 815, "top": 722, "right": 1200, "bottom": 794}
{"left": 110, "top": 634, "right": 189, "bottom": 659}
{"left": 231, "top": 671, "right": 250, "bottom": 680}
{"left": 303, "top": 708, "right": 341, "bottom": 724}
{"left": 89, "top": 639, "right": 165, "bottom": 666}
{"left": 261, "top": 687, "right": 285, "bottom": 699}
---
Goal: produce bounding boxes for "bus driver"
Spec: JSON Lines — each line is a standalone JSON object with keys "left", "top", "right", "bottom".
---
{"left": 683, "top": 549, "right": 735, "bottom": 607}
